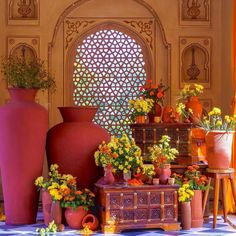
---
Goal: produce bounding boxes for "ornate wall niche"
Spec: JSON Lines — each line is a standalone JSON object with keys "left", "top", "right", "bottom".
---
{"left": 8, "top": 0, "right": 39, "bottom": 25}
{"left": 7, "top": 36, "right": 40, "bottom": 57}
{"left": 179, "top": 37, "right": 211, "bottom": 88}
{"left": 179, "top": 0, "right": 210, "bottom": 26}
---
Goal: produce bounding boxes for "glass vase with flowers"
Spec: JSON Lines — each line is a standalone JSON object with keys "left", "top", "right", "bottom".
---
{"left": 129, "top": 97, "right": 154, "bottom": 123}
{"left": 148, "top": 135, "right": 179, "bottom": 184}
{"left": 178, "top": 84, "right": 204, "bottom": 123}
{"left": 197, "top": 107, "right": 236, "bottom": 169}
{"left": 140, "top": 79, "right": 169, "bottom": 122}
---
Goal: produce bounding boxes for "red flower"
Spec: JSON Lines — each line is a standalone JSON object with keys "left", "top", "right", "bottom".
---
{"left": 157, "top": 92, "right": 163, "bottom": 98}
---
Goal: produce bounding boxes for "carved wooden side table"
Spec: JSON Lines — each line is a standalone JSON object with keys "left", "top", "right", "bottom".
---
{"left": 95, "top": 183, "right": 181, "bottom": 233}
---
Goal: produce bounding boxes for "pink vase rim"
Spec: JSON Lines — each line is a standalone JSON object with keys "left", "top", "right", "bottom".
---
{"left": 58, "top": 106, "right": 98, "bottom": 122}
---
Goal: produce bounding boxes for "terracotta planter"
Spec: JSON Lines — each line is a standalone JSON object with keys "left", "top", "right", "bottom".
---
{"left": 0, "top": 88, "right": 48, "bottom": 225}
{"left": 191, "top": 190, "right": 203, "bottom": 228}
{"left": 148, "top": 103, "right": 162, "bottom": 123}
{"left": 135, "top": 115, "right": 146, "bottom": 124}
{"left": 82, "top": 214, "right": 99, "bottom": 231}
{"left": 181, "top": 201, "right": 191, "bottom": 230}
{"left": 65, "top": 206, "right": 88, "bottom": 229}
{"left": 185, "top": 96, "right": 202, "bottom": 123}
{"left": 50, "top": 201, "right": 62, "bottom": 225}
{"left": 46, "top": 106, "right": 110, "bottom": 189}
{"left": 154, "top": 164, "right": 171, "bottom": 184}
{"left": 205, "top": 131, "right": 234, "bottom": 169}
{"left": 42, "top": 189, "right": 53, "bottom": 225}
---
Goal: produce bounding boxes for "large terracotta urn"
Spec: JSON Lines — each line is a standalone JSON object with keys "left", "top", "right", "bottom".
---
{"left": 205, "top": 131, "right": 234, "bottom": 169}
{"left": 185, "top": 96, "right": 203, "bottom": 123}
{"left": 46, "top": 106, "right": 110, "bottom": 189}
{"left": 0, "top": 88, "right": 48, "bottom": 225}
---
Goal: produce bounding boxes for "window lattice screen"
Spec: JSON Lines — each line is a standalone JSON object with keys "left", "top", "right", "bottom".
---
{"left": 73, "top": 29, "right": 147, "bottom": 136}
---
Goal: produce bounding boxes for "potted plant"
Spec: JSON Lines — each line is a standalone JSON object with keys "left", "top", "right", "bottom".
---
{"left": 178, "top": 183, "right": 194, "bottom": 230}
{"left": 95, "top": 133, "right": 144, "bottom": 183}
{"left": 148, "top": 135, "right": 179, "bottom": 184}
{"left": 178, "top": 83, "right": 204, "bottom": 123}
{"left": 140, "top": 79, "right": 169, "bottom": 122}
{"left": 0, "top": 56, "right": 56, "bottom": 225}
{"left": 35, "top": 164, "right": 76, "bottom": 226}
{"left": 198, "top": 107, "right": 236, "bottom": 169}
{"left": 60, "top": 185, "right": 95, "bottom": 229}
{"left": 128, "top": 97, "right": 154, "bottom": 123}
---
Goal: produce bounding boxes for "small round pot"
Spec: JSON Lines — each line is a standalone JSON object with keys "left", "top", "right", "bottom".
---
{"left": 81, "top": 214, "right": 99, "bottom": 231}
{"left": 65, "top": 206, "right": 88, "bottom": 229}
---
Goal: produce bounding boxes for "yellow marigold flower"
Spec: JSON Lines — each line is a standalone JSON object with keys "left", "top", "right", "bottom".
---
{"left": 216, "top": 120, "right": 222, "bottom": 127}
{"left": 212, "top": 107, "right": 221, "bottom": 115}
{"left": 224, "top": 115, "right": 231, "bottom": 123}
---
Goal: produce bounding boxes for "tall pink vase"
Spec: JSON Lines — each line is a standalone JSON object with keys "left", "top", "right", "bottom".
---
{"left": 0, "top": 88, "right": 48, "bottom": 225}
{"left": 46, "top": 106, "right": 110, "bottom": 189}
{"left": 191, "top": 190, "right": 203, "bottom": 227}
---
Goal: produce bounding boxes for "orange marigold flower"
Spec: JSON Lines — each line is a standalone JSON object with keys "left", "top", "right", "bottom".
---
{"left": 157, "top": 92, "right": 163, "bottom": 98}
{"left": 75, "top": 190, "right": 83, "bottom": 195}
{"left": 150, "top": 91, "right": 154, "bottom": 96}
{"left": 69, "top": 196, "right": 75, "bottom": 201}
{"left": 187, "top": 166, "right": 194, "bottom": 171}
{"left": 192, "top": 165, "right": 199, "bottom": 170}
{"left": 147, "top": 79, "right": 152, "bottom": 84}
{"left": 112, "top": 153, "right": 118, "bottom": 158}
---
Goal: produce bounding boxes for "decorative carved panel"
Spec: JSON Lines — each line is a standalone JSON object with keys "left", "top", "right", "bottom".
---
{"left": 179, "top": 0, "right": 210, "bottom": 26}
{"left": 7, "top": 36, "right": 39, "bottom": 58}
{"left": 8, "top": 0, "right": 39, "bottom": 25}
{"left": 180, "top": 37, "right": 211, "bottom": 88}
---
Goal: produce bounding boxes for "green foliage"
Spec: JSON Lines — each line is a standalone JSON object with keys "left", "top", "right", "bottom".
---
{"left": 1, "top": 56, "right": 56, "bottom": 92}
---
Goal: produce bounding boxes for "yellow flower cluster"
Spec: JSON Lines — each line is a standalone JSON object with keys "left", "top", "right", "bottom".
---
{"left": 178, "top": 184, "right": 194, "bottom": 202}
{"left": 176, "top": 102, "right": 193, "bottom": 120}
{"left": 129, "top": 97, "right": 154, "bottom": 116}
{"left": 199, "top": 107, "right": 236, "bottom": 131}
{"left": 142, "top": 164, "right": 155, "bottom": 178}
{"left": 180, "top": 84, "right": 204, "bottom": 100}
{"left": 95, "top": 134, "right": 143, "bottom": 174}
{"left": 148, "top": 135, "right": 179, "bottom": 167}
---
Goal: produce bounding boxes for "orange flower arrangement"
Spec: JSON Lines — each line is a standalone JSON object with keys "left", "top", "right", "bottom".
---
{"left": 140, "top": 79, "right": 168, "bottom": 105}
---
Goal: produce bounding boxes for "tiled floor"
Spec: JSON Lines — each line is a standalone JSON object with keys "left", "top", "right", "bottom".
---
{"left": 0, "top": 214, "right": 236, "bottom": 235}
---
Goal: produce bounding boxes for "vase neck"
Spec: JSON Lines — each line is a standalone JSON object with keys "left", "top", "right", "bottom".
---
{"left": 58, "top": 106, "right": 98, "bottom": 122}
{"left": 188, "top": 96, "right": 199, "bottom": 102}
{"left": 9, "top": 88, "right": 37, "bottom": 102}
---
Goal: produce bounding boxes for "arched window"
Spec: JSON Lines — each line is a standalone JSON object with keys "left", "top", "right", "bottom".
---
{"left": 72, "top": 27, "right": 150, "bottom": 136}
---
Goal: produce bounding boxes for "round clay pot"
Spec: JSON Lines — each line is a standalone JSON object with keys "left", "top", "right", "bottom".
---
{"left": 42, "top": 189, "right": 53, "bottom": 225}
{"left": 82, "top": 214, "right": 99, "bottom": 231}
{"left": 181, "top": 201, "right": 191, "bottom": 230}
{"left": 191, "top": 190, "right": 203, "bottom": 228}
{"left": 0, "top": 88, "right": 48, "bottom": 225}
{"left": 205, "top": 131, "right": 234, "bottom": 169}
{"left": 185, "top": 96, "right": 202, "bottom": 123}
{"left": 65, "top": 206, "right": 88, "bottom": 229}
{"left": 46, "top": 106, "right": 110, "bottom": 189}
{"left": 154, "top": 164, "right": 171, "bottom": 184}
{"left": 135, "top": 115, "right": 146, "bottom": 124}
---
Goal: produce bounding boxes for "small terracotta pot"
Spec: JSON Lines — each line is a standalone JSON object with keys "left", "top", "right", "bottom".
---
{"left": 82, "top": 214, "right": 99, "bottom": 231}
{"left": 154, "top": 164, "right": 171, "bottom": 184}
{"left": 153, "top": 178, "right": 160, "bottom": 185}
{"left": 65, "top": 206, "right": 88, "bottom": 229}
{"left": 181, "top": 201, "right": 191, "bottom": 230}
{"left": 135, "top": 115, "right": 146, "bottom": 124}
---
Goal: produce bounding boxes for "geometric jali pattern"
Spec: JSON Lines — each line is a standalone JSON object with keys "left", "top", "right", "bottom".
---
{"left": 73, "top": 29, "right": 147, "bottom": 136}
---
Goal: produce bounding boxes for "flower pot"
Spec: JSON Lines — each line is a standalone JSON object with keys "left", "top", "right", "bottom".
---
{"left": 65, "top": 206, "right": 88, "bottom": 229}
{"left": 50, "top": 201, "right": 62, "bottom": 225}
{"left": 154, "top": 164, "right": 171, "bottom": 184}
{"left": 148, "top": 103, "right": 162, "bottom": 123}
{"left": 181, "top": 201, "right": 191, "bottom": 230}
{"left": 96, "top": 164, "right": 115, "bottom": 185}
{"left": 191, "top": 190, "right": 203, "bottom": 228}
{"left": 82, "top": 214, "right": 99, "bottom": 231}
{"left": 205, "top": 131, "right": 234, "bottom": 169}
{"left": 185, "top": 96, "right": 202, "bottom": 123}
{"left": 42, "top": 189, "right": 53, "bottom": 225}
{"left": 0, "top": 88, "right": 48, "bottom": 225}
{"left": 46, "top": 106, "right": 110, "bottom": 189}
{"left": 135, "top": 115, "right": 146, "bottom": 124}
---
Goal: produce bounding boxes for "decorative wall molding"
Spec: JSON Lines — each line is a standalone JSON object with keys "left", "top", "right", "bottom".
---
{"left": 179, "top": 0, "right": 210, "bottom": 26}
{"left": 64, "top": 18, "right": 154, "bottom": 52}
{"left": 7, "top": 36, "right": 40, "bottom": 58}
{"left": 179, "top": 36, "right": 211, "bottom": 88}
{"left": 7, "top": 0, "right": 39, "bottom": 25}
